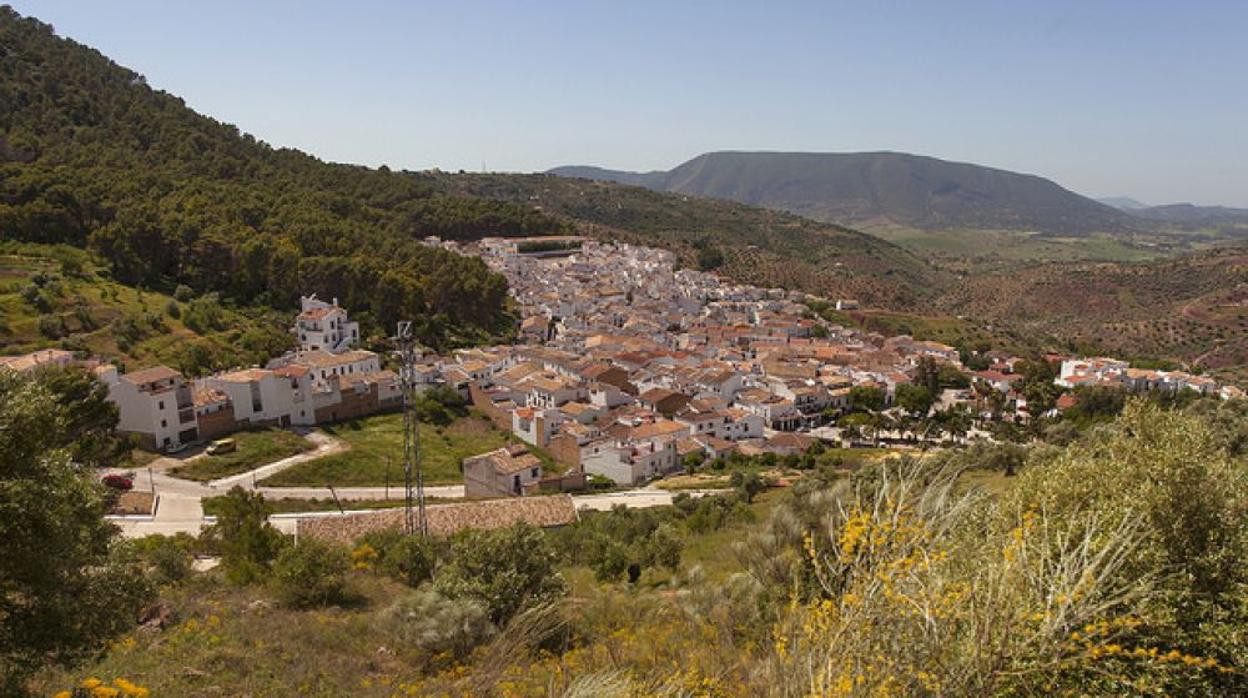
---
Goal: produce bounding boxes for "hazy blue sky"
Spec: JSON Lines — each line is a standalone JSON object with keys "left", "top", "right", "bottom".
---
{"left": 12, "top": 0, "right": 1248, "bottom": 206}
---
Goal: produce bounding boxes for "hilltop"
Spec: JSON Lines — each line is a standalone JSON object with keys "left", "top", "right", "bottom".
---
{"left": 551, "top": 151, "right": 1139, "bottom": 234}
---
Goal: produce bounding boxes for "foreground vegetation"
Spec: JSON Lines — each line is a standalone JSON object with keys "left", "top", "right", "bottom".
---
{"left": 10, "top": 353, "right": 1247, "bottom": 696}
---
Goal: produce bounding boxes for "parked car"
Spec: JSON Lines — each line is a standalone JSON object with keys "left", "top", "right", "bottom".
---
{"left": 101, "top": 473, "right": 134, "bottom": 491}
{"left": 206, "top": 438, "right": 237, "bottom": 456}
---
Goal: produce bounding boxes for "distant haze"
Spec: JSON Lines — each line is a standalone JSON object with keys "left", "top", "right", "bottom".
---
{"left": 11, "top": 0, "right": 1248, "bottom": 207}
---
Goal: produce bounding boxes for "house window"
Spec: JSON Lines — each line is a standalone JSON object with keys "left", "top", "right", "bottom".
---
{"left": 531, "top": 468, "right": 539, "bottom": 478}
{"left": 160, "top": 419, "right": 167, "bottom": 428}
{"left": 158, "top": 400, "right": 164, "bottom": 410}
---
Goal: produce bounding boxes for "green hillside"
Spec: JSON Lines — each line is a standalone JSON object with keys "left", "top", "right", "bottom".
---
{"left": 0, "top": 242, "right": 293, "bottom": 375}
{"left": 0, "top": 8, "right": 566, "bottom": 347}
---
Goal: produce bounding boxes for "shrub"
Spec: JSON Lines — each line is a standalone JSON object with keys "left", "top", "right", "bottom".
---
{"left": 165, "top": 299, "right": 181, "bottom": 318}
{"left": 20, "top": 283, "right": 50, "bottom": 311}
{"left": 356, "top": 529, "right": 442, "bottom": 586}
{"left": 71, "top": 300, "right": 95, "bottom": 330}
{"left": 381, "top": 588, "right": 496, "bottom": 660}
{"left": 173, "top": 284, "right": 194, "bottom": 302}
{"left": 134, "top": 534, "right": 195, "bottom": 585}
{"left": 37, "top": 314, "right": 67, "bottom": 339}
{"left": 730, "top": 470, "right": 766, "bottom": 503}
{"left": 58, "top": 256, "right": 84, "bottom": 278}
{"left": 202, "top": 486, "right": 286, "bottom": 585}
{"left": 384, "top": 535, "right": 440, "bottom": 587}
{"left": 183, "top": 293, "right": 226, "bottom": 333}
{"left": 271, "top": 539, "right": 350, "bottom": 608}
{"left": 435, "top": 523, "right": 567, "bottom": 624}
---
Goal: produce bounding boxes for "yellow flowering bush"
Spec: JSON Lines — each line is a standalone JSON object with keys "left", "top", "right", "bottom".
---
{"left": 58, "top": 678, "right": 149, "bottom": 698}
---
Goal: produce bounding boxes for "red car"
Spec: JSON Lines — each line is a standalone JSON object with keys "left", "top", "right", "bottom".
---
{"left": 101, "top": 473, "right": 134, "bottom": 491}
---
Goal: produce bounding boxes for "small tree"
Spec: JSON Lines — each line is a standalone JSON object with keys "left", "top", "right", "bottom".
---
{"left": 682, "top": 450, "right": 706, "bottom": 474}
{"left": 381, "top": 533, "right": 440, "bottom": 587}
{"left": 134, "top": 534, "right": 195, "bottom": 585}
{"left": 646, "top": 523, "right": 683, "bottom": 572}
{"left": 272, "top": 539, "right": 350, "bottom": 608}
{"left": 894, "top": 384, "right": 934, "bottom": 416}
{"left": 435, "top": 523, "right": 567, "bottom": 624}
{"left": 848, "top": 385, "right": 886, "bottom": 413}
{"left": 592, "top": 540, "right": 630, "bottom": 582}
{"left": 730, "top": 471, "right": 767, "bottom": 503}
{"left": 203, "top": 486, "right": 286, "bottom": 584}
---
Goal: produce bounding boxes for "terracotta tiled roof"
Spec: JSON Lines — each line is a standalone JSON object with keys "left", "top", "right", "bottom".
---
{"left": 630, "top": 419, "right": 688, "bottom": 440}
{"left": 215, "top": 368, "right": 272, "bottom": 383}
{"left": 122, "top": 365, "right": 182, "bottom": 384}
{"left": 298, "top": 306, "right": 338, "bottom": 321}
{"left": 193, "top": 388, "right": 229, "bottom": 406}
{"left": 291, "top": 349, "right": 377, "bottom": 370}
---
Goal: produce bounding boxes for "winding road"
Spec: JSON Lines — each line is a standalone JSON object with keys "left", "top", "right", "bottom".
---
{"left": 107, "top": 430, "right": 717, "bottom": 538}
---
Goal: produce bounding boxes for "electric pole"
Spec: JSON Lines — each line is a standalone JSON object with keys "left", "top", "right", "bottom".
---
{"left": 395, "top": 321, "right": 427, "bottom": 536}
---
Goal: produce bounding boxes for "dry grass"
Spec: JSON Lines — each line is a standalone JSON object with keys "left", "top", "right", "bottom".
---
{"left": 109, "top": 491, "right": 155, "bottom": 516}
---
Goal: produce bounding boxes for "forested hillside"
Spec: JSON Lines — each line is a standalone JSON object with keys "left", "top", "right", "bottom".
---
{"left": 0, "top": 8, "right": 566, "bottom": 346}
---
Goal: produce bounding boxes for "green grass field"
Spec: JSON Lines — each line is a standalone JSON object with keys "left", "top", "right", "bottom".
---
{"left": 258, "top": 413, "right": 513, "bottom": 487}
{"left": 168, "top": 429, "right": 314, "bottom": 482}
{"left": 864, "top": 227, "right": 1169, "bottom": 265}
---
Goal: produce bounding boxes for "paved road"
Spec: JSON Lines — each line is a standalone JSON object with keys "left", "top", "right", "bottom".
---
{"left": 106, "top": 428, "right": 727, "bottom": 539}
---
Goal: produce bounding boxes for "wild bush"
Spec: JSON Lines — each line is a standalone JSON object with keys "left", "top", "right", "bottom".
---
{"left": 435, "top": 523, "right": 566, "bottom": 624}
{"left": 133, "top": 534, "right": 195, "bottom": 585}
{"left": 201, "top": 486, "right": 286, "bottom": 585}
{"left": 381, "top": 588, "right": 496, "bottom": 660}
{"left": 358, "top": 529, "right": 441, "bottom": 587}
{"left": 271, "top": 539, "right": 350, "bottom": 608}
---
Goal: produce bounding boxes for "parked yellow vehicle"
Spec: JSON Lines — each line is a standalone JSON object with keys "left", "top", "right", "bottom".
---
{"left": 206, "top": 438, "right": 236, "bottom": 456}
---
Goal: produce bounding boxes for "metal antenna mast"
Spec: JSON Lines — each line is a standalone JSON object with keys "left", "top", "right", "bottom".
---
{"left": 396, "top": 321, "right": 427, "bottom": 536}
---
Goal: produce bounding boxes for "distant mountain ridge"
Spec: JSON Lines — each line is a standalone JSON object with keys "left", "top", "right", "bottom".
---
{"left": 1098, "top": 196, "right": 1150, "bottom": 210}
{"left": 1130, "top": 203, "right": 1248, "bottom": 225}
{"left": 550, "top": 151, "right": 1141, "bottom": 235}
{"left": 1100, "top": 197, "right": 1248, "bottom": 227}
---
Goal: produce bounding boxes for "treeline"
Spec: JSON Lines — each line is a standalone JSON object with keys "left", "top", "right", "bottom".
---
{"left": 0, "top": 8, "right": 567, "bottom": 346}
